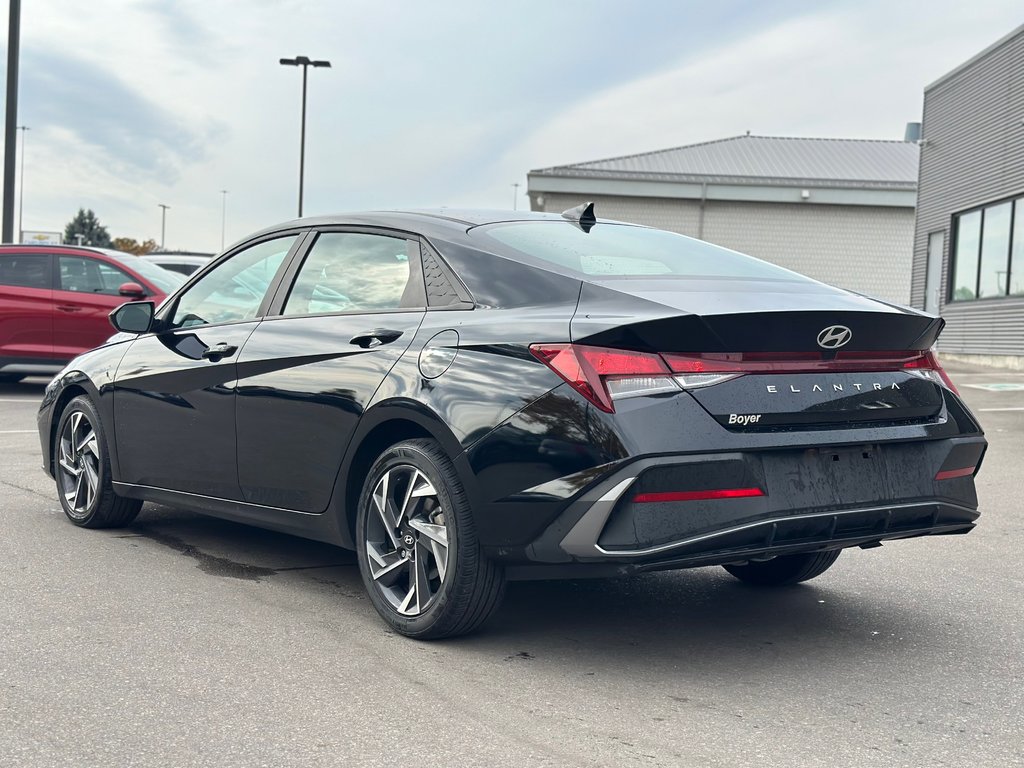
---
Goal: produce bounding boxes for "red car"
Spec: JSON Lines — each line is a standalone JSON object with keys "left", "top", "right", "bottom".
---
{"left": 0, "top": 244, "right": 185, "bottom": 382}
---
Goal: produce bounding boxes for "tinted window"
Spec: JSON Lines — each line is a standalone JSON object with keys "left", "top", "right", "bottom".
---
{"left": 169, "top": 236, "right": 296, "bottom": 329}
{"left": 1010, "top": 200, "right": 1024, "bottom": 297}
{"left": 951, "top": 210, "right": 982, "bottom": 301}
{"left": 0, "top": 253, "right": 51, "bottom": 288}
{"left": 977, "top": 202, "right": 1012, "bottom": 299}
{"left": 476, "top": 222, "right": 811, "bottom": 281}
{"left": 58, "top": 256, "right": 134, "bottom": 295}
{"left": 282, "top": 232, "right": 415, "bottom": 315}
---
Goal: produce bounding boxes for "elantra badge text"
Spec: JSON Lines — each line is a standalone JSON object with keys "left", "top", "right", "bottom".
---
{"left": 817, "top": 325, "right": 852, "bottom": 349}
{"left": 766, "top": 382, "right": 901, "bottom": 393}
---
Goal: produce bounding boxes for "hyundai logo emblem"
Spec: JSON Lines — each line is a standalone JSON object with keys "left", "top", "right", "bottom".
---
{"left": 817, "top": 325, "right": 852, "bottom": 349}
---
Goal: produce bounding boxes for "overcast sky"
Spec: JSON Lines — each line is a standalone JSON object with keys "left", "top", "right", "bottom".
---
{"left": 4, "top": 1, "right": 1022, "bottom": 251}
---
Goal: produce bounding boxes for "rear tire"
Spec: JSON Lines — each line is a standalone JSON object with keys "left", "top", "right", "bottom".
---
{"left": 54, "top": 395, "right": 142, "bottom": 528}
{"left": 722, "top": 549, "right": 841, "bottom": 586}
{"left": 356, "top": 438, "right": 505, "bottom": 639}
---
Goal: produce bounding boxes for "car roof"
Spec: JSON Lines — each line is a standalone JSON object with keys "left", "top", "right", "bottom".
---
{"left": 0, "top": 243, "right": 135, "bottom": 258}
{"left": 238, "top": 208, "right": 626, "bottom": 244}
{"left": 142, "top": 254, "right": 210, "bottom": 263}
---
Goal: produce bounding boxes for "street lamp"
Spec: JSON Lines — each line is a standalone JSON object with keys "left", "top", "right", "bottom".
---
{"left": 158, "top": 203, "right": 170, "bottom": 249}
{"left": 17, "top": 125, "right": 28, "bottom": 242}
{"left": 220, "top": 189, "right": 228, "bottom": 251}
{"left": 279, "top": 55, "right": 331, "bottom": 218}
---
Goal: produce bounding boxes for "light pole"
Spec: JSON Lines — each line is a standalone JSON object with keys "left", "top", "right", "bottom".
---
{"left": 17, "top": 125, "right": 28, "bottom": 242}
{"left": 220, "top": 189, "right": 228, "bottom": 251}
{"left": 158, "top": 203, "right": 170, "bottom": 249}
{"left": 2, "top": 0, "right": 21, "bottom": 243}
{"left": 511, "top": 182, "right": 520, "bottom": 211}
{"left": 279, "top": 55, "right": 331, "bottom": 217}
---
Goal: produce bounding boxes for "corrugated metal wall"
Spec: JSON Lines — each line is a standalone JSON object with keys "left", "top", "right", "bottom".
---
{"left": 538, "top": 192, "right": 914, "bottom": 304}
{"left": 910, "top": 27, "right": 1024, "bottom": 355}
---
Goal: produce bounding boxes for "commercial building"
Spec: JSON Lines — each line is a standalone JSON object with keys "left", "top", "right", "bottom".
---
{"left": 528, "top": 133, "right": 919, "bottom": 304}
{"left": 910, "top": 24, "right": 1024, "bottom": 367}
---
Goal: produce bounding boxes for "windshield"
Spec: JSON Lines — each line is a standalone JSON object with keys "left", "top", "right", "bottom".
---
{"left": 106, "top": 251, "right": 187, "bottom": 293}
{"left": 475, "top": 221, "right": 813, "bottom": 282}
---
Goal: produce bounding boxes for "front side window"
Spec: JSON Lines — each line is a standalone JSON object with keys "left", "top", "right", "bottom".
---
{"left": 282, "top": 232, "right": 416, "bottom": 316}
{"left": 169, "top": 236, "right": 297, "bottom": 329}
{"left": 58, "top": 256, "right": 134, "bottom": 295}
{"left": 0, "top": 253, "right": 51, "bottom": 288}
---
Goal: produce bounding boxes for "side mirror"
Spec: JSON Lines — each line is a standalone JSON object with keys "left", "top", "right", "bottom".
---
{"left": 109, "top": 301, "right": 155, "bottom": 334}
{"left": 118, "top": 281, "right": 146, "bottom": 298}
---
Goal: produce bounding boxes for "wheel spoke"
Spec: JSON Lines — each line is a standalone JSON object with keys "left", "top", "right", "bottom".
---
{"left": 429, "top": 539, "right": 447, "bottom": 582}
{"left": 408, "top": 518, "right": 447, "bottom": 547}
{"left": 372, "top": 474, "right": 400, "bottom": 547}
{"left": 81, "top": 431, "right": 99, "bottom": 459}
{"left": 82, "top": 459, "right": 99, "bottom": 508}
{"left": 58, "top": 457, "right": 80, "bottom": 477}
{"left": 396, "top": 469, "right": 421, "bottom": 524}
{"left": 412, "top": 546, "right": 431, "bottom": 614}
{"left": 398, "top": 583, "right": 417, "bottom": 614}
{"left": 70, "top": 472, "right": 87, "bottom": 511}
{"left": 367, "top": 542, "right": 407, "bottom": 587}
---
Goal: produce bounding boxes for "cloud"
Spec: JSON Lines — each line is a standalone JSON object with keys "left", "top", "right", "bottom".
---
{"left": 21, "top": 49, "right": 214, "bottom": 182}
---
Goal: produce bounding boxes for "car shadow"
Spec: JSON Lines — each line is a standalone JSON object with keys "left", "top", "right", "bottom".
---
{"left": 124, "top": 504, "right": 958, "bottom": 674}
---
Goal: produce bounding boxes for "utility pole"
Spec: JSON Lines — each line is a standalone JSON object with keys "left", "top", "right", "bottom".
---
{"left": 2, "top": 0, "right": 21, "bottom": 243}
{"left": 220, "top": 190, "right": 228, "bottom": 251}
{"left": 512, "top": 182, "right": 520, "bottom": 211}
{"left": 17, "top": 125, "right": 28, "bottom": 242}
{"left": 279, "top": 56, "right": 331, "bottom": 217}
{"left": 158, "top": 204, "right": 170, "bottom": 249}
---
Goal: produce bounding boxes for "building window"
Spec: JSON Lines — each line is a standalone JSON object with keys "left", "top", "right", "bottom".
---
{"left": 950, "top": 195, "right": 1022, "bottom": 301}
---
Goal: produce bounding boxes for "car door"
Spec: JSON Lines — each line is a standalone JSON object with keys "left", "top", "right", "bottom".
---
{"left": 234, "top": 229, "right": 426, "bottom": 512}
{"left": 53, "top": 255, "right": 144, "bottom": 358}
{"left": 0, "top": 252, "right": 54, "bottom": 364}
{"left": 112, "top": 233, "right": 305, "bottom": 499}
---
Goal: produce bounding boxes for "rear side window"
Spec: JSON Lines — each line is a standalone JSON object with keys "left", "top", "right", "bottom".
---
{"left": 0, "top": 253, "right": 51, "bottom": 288}
{"left": 282, "top": 232, "right": 417, "bottom": 315}
{"left": 58, "top": 256, "right": 133, "bottom": 295}
{"left": 476, "top": 221, "right": 811, "bottom": 282}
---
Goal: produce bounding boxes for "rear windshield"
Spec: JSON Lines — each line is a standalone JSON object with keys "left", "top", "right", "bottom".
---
{"left": 475, "top": 221, "right": 811, "bottom": 282}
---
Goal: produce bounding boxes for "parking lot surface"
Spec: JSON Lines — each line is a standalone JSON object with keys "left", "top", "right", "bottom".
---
{"left": 1, "top": 364, "right": 1022, "bottom": 767}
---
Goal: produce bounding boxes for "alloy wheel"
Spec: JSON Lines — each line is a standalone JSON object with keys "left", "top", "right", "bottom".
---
{"left": 365, "top": 464, "right": 450, "bottom": 616}
{"left": 57, "top": 410, "right": 100, "bottom": 519}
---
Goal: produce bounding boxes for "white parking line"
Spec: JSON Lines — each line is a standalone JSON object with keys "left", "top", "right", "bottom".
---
{"left": 0, "top": 430, "right": 36, "bottom": 433}
{"left": 978, "top": 407, "right": 1024, "bottom": 412}
{"left": 0, "top": 398, "right": 39, "bottom": 403}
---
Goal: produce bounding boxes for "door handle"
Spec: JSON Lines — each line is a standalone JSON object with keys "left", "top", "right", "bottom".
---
{"left": 349, "top": 329, "right": 403, "bottom": 349}
{"left": 56, "top": 305, "right": 83, "bottom": 312}
{"left": 201, "top": 342, "right": 238, "bottom": 361}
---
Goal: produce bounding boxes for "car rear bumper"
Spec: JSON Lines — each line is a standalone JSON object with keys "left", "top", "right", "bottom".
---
{"left": 510, "top": 435, "right": 985, "bottom": 572}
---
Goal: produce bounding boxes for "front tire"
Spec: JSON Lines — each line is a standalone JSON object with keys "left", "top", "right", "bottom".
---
{"left": 722, "top": 549, "right": 841, "bottom": 586}
{"left": 54, "top": 395, "right": 141, "bottom": 528}
{"left": 356, "top": 438, "right": 505, "bottom": 639}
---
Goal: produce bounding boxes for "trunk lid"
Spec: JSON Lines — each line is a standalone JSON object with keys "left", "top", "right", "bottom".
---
{"left": 571, "top": 279, "right": 947, "bottom": 429}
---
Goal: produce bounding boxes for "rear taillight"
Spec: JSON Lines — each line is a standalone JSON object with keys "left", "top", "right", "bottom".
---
{"left": 529, "top": 344, "right": 677, "bottom": 413}
{"left": 530, "top": 344, "right": 959, "bottom": 413}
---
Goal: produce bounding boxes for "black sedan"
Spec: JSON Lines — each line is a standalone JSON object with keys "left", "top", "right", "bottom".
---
{"left": 37, "top": 206, "right": 986, "bottom": 638}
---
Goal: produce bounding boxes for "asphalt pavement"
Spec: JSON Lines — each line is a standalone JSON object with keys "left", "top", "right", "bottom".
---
{"left": 1, "top": 365, "right": 1022, "bottom": 767}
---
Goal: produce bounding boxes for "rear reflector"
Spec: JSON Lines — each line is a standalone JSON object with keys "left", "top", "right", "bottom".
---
{"left": 935, "top": 466, "right": 976, "bottom": 481}
{"left": 633, "top": 487, "right": 765, "bottom": 503}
